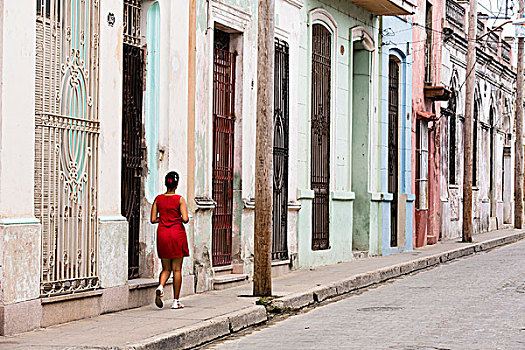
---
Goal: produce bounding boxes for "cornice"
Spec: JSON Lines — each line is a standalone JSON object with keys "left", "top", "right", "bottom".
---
{"left": 283, "top": 0, "right": 304, "bottom": 9}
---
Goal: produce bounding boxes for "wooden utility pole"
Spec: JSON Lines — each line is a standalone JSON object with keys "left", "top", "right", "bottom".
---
{"left": 253, "top": 0, "right": 275, "bottom": 297}
{"left": 515, "top": 0, "right": 524, "bottom": 228}
{"left": 462, "top": 0, "right": 477, "bottom": 242}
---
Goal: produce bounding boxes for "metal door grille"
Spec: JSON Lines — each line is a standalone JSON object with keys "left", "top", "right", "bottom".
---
{"left": 311, "top": 24, "right": 331, "bottom": 251}
{"left": 272, "top": 39, "right": 289, "bottom": 260}
{"left": 122, "top": 0, "right": 143, "bottom": 279}
{"left": 212, "top": 45, "right": 236, "bottom": 266}
{"left": 448, "top": 91, "right": 457, "bottom": 185}
{"left": 388, "top": 57, "right": 399, "bottom": 247}
{"left": 123, "top": 0, "right": 141, "bottom": 46}
{"left": 35, "top": 0, "right": 100, "bottom": 297}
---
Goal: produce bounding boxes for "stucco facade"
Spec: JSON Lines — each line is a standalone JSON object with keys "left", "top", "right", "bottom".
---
{"left": 440, "top": 2, "right": 516, "bottom": 239}
{"left": 190, "top": 0, "right": 307, "bottom": 291}
{"left": 294, "top": 1, "right": 380, "bottom": 268}
{"left": 411, "top": 0, "right": 445, "bottom": 247}
{"left": 378, "top": 16, "right": 414, "bottom": 255}
{"left": 0, "top": 0, "right": 457, "bottom": 337}
{"left": 0, "top": 0, "right": 196, "bottom": 335}
{"left": 0, "top": 0, "right": 128, "bottom": 334}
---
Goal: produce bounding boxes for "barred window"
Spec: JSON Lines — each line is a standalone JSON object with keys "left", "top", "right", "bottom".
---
{"left": 416, "top": 120, "right": 429, "bottom": 210}
{"left": 449, "top": 91, "right": 457, "bottom": 185}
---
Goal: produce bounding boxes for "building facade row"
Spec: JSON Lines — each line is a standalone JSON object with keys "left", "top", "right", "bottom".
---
{"left": 0, "top": 0, "right": 516, "bottom": 335}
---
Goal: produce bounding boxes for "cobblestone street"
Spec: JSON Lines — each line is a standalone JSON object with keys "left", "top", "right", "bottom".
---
{"left": 208, "top": 240, "right": 525, "bottom": 350}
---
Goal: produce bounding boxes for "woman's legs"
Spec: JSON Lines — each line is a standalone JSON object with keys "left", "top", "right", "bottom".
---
{"left": 159, "top": 258, "right": 172, "bottom": 287}
{"left": 171, "top": 257, "right": 184, "bottom": 300}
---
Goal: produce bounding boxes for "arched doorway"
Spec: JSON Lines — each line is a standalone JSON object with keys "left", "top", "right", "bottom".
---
{"left": 310, "top": 23, "right": 332, "bottom": 251}
{"left": 388, "top": 56, "right": 400, "bottom": 247}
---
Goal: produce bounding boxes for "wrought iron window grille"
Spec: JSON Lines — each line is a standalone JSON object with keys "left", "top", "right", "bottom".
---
{"left": 310, "top": 24, "right": 331, "bottom": 251}
{"left": 35, "top": 0, "right": 101, "bottom": 297}
{"left": 273, "top": 38, "right": 290, "bottom": 261}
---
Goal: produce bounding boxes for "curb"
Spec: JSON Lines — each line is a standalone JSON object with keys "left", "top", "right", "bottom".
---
{"left": 124, "top": 306, "right": 267, "bottom": 350}
{"left": 267, "top": 231, "right": 525, "bottom": 312}
{"left": 119, "top": 231, "right": 524, "bottom": 350}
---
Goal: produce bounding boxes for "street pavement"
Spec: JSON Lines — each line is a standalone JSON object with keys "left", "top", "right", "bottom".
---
{"left": 207, "top": 240, "right": 525, "bottom": 350}
{"left": 0, "top": 229, "right": 523, "bottom": 349}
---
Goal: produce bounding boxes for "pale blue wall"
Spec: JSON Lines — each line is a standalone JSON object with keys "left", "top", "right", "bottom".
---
{"left": 379, "top": 16, "right": 414, "bottom": 255}
{"left": 145, "top": 2, "right": 160, "bottom": 202}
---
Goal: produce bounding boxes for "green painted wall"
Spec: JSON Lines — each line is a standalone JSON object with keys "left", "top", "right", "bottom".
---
{"left": 296, "top": 0, "right": 378, "bottom": 268}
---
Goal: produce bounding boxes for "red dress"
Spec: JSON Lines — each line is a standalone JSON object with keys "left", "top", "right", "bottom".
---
{"left": 156, "top": 194, "right": 189, "bottom": 259}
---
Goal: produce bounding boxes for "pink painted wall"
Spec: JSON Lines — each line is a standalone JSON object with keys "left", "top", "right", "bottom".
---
{"left": 411, "top": 0, "right": 444, "bottom": 247}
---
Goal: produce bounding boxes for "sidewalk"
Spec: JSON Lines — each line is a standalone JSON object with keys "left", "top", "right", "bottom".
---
{"left": 1, "top": 229, "right": 524, "bottom": 350}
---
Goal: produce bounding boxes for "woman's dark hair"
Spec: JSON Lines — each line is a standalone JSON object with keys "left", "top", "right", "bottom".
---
{"left": 165, "top": 171, "right": 179, "bottom": 190}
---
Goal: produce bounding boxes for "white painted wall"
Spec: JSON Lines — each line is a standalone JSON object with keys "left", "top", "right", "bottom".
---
{"left": 98, "top": 0, "right": 124, "bottom": 217}
{"left": 0, "top": 0, "right": 36, "bottom": 219}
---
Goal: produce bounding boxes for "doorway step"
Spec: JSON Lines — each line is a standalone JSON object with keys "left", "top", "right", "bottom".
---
{"left": 352, "top": 250, "right": 369, "bottom": 260}
{"left": 212, "top": 264, "right": 249, "bottom": 290}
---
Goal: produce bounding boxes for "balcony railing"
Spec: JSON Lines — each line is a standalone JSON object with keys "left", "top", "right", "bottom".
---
{"left": 446, "top": 0, "right": 465, "bottom": 30}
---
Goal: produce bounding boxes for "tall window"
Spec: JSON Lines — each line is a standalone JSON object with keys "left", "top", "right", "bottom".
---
{"left": 449, "top": 90, "right": 457, "bottom": 185}
{"left": 272, "top": 39, "right": 290, "bottom": 260}
{"left": 424, "top": 1, "right": 433, "bottom": 84}
{"left": 35, "top": 0, "right": 100, "bottom": 297}
{"left": 489, "top": 108, "right": 494, "bottom": 199}
{"left": 416, "top": 120, "right": 429, "bottom": 210}
{"left": 310, "top": 23, "right": 331, "bottom": 251}
{"left": 388, "top": 56, "right": 400, "bottom": 247}
{"left": 211, "top": 29, "right": 236, "bottom": 266}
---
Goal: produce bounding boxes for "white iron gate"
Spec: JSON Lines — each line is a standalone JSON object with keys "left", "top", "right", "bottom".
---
{"left": 35, "top": 0, "right": 100, "bottom": 297}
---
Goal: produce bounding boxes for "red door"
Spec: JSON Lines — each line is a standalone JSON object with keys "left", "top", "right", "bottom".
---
{"left": 212, "top": 41, "right": 236, "bottom": 266}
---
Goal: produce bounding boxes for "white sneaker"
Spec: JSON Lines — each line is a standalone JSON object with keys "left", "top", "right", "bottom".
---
{"left": 171, "top": 299, "right": 184, "bottom": 309}
{"left": 155, "top": 286, "right": 164, "bottom": 308}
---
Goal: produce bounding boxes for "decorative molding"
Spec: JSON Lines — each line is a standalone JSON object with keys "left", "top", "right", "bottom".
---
{"left": 275, "top": 26, "right": 290, "bottom": 41}
{"left": 283, "top": 0, "right": 304, "bottom": 9}
{"left": 331, "top": 191, "right": 355, "bottom": 201}
{"left": 211, "top": 0, "right": 252, "bottom": 32}
{"left": 0, "top": 217, "right": 40, "bottom": 226}
{"left": 480, "top": 121, "right": 490, "bottom": 129}
{"left": 406, "top": 194, "right": 416, "bottom": 202}
{"left": 99, "top": 215, "right": 127, "bottom": 223}
{"left": 194, "top": 196, "right": 217, "bottom": 210}
{"left": 243, "top": 198, "right": 301, "bottom": 210}
{"left": 297, "top": 188, "right": 315, "bottom": 200}
{"left": 309, "top": 8, "right": 338, "bottom": 32}
{"left": 352, "top": 26, "right": 375, "bottom": 52}
{"left": 371, "top": 192, "right": 394, "bottom": 202}
{"left": 243, "top": 197, "right": 255, "bottom": 209}
{"left": 288, "top": 201, "right": 302, "bottom": 211}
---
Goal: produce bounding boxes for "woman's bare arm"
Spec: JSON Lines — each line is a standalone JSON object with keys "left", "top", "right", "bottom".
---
{"left": 150, "top": 198, "right": 159, "bottom": 224}
{"left": 180, "top": 197, "right": 189, "bottom": 224}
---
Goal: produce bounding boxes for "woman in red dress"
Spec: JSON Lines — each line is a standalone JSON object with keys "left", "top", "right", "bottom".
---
{"left": 150, "top": 171, "right": 189, "bottom": 309}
